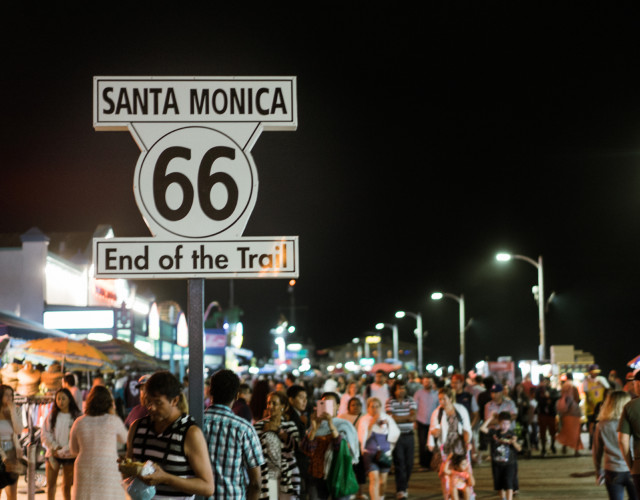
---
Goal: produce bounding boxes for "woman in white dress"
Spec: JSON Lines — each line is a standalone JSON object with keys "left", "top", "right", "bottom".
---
{"left": 69, "top": 385, "right": 127, "bottom": 500}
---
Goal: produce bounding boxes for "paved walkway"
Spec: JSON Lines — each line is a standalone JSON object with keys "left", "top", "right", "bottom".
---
{"left": 387, "top": 452, "right": 604, "bottom": 499}
{"left": 15, "top": 435, "right": 614, "bottom": 499}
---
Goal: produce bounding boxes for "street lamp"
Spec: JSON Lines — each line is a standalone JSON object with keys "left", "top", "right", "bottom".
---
{"left": 394, "top": 311, "right": 424, "bottom": 372}
{"left": 431, "top": 292, "right": 467, "bottom": 374}
{"left": 375, "top": 322, "right": 398, "bottom": 361}
{"left": 274, "top": 336, "right": 286, "bottom": 364}
{"left": 365, "top": 334, "right": 382, "bottom": 362}
{"left": 352, "top": 337, "right": 363, "bottom": 359}
{"left": 496, "top": 252, "right": 546, "bottom": 361}
{"left": 270, "top": 321, "right": 290, "bottom": 365}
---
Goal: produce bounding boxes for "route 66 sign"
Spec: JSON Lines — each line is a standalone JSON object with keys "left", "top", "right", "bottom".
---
{"left": 92, "top": 76, "right": 298, "bottom": 278}
{"left": 134, "top": 126, "right": 256, "bottom": 239}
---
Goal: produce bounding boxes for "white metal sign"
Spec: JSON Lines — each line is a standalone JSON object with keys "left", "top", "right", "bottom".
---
{"left": 93, "top": 237, "right": 298, "bottom": 279}
{"left": 94, "top": 76, "right": 296, "bottom": 130}
{"left": 92, "top": 76, "right": 298, "bottom": 279}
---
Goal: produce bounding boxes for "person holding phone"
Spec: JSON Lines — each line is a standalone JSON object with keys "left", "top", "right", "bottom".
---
{"left": 300, "top": 392, "right": 358, "bottom": 500}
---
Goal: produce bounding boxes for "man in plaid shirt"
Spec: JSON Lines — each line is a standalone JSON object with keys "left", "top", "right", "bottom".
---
{"left": 204, "top": 370, "right": 265, "bottom": 499}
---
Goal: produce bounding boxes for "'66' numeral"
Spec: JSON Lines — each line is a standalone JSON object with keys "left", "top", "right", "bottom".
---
{"left": 153, "top": 146, "right": 239, "bottom": 222}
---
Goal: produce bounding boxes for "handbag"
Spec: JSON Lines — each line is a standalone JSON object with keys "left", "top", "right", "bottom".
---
{"left": 122, "top": 476, "right": 156, "bottom": 500}
{"left": 0, "top": 459, "right": 19, "bottom": 489}
{"left": 371, "top": 432, "right": 392, "bottom": 468}
{"left": 0, "top": 446, "right": 20, "bottom": 489}
{"left": 429, "top": 438, "right": 442, "bottom": 471}
{"left": 122, "top": 416, "right": 176, "bottom": 500}
{"left": 328, "top": 439, "right": 359, "bottom": 498}
{"left": 3, "top": 458, "right": 25, "bottom": 476}
{"left": 374, "top": 449, "right": 392, "bottom": 468}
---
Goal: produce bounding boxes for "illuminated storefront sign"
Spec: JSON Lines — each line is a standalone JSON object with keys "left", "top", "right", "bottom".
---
{"left": 43, "top": 309, "right": 115, "bottom": 330}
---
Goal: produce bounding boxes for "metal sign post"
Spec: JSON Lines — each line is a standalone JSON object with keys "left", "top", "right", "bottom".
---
{"left": 188, "top": 278, "right": 204, "bottom": 427}
{"left": 91, "top": 76, "right": 298, "bottom": 431}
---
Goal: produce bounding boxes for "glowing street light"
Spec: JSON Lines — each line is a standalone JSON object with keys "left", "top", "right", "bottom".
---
{"left": 394, "top": 311, "right": 424, "bottom": 372}
{"left": 365, "top": 333, "right": 382, "bottom": 362}
{"left": 375, "top": 322, "right": 399, "bottom": 361}
{"left": 496, "top": 252, "right": 546, "bottom": 361}
{"left": 431, "top": 292, "right": 467, "bottom": 374}
{"left": 274, "top": 336, "right": 286, "bottom": 364}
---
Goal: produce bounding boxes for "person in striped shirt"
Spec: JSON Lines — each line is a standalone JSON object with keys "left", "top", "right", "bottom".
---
{"left": 204, "top": 370, "right": 265, "bottom": 500}
{"left": 126, "top": 371, "right": 214, "bottom": 499}
{"left": 385, "top": 379, "right": 417, "bottom": 499}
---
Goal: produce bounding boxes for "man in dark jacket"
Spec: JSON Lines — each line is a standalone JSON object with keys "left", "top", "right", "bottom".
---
{"left": 231, "top": 383, "right": 253, "bottom": 422}
{"left": 286, "top": 384, "right": 310, "bottom": 499}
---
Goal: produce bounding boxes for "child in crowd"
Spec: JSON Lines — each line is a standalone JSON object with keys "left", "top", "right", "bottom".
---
{"left": 444, "top": 453, "right": 475, "bottom": 500}
{"left": 481, "top": 411, "right": 521, "bottom": 500}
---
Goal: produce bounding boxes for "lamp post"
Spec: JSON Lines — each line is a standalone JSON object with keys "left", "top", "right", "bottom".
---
{"left": 431, "top": 292, "right": 466, "bottom": 374}
{"left": 394, "top": 311, "right": 424, "bottom": 372}
{"left": 496, "top": 252, "right": 546, "bottom": 362}
{"left": 375, "top": 322, "right": 398, "bottom": 361}
{"left": 270, "top": 323, "right": 288, "bottom": 365}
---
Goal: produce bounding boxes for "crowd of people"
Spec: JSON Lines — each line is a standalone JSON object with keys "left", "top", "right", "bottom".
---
{"left": 0, "top": 363, "right": 637, "bottom": 500}
{"left": 211, "top": 364, "right": 639, "bottom": 500}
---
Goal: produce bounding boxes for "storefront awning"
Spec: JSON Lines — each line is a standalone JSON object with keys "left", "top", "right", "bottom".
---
{"left": 0, "top": 310, "right": 69, "bottom": 341}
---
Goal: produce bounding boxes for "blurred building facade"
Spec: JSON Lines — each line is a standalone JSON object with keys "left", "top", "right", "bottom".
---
{"left": 0, "top": 226, "right": 190, "bottom": 372}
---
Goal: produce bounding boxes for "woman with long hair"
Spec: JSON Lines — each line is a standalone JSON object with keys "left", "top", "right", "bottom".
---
{"left": 42, "top": 388, "right": 81, "bottom": 500}
{"left": 250, "top": 378, "right": 272, "bottom": 423}
{"left": 253, "top": 391, "right": 301, "bottom": 499}
{"left": 593, "top": 390, "right": 637, "bottom": 500}
{"left": 69, "top": 385, "right": 128, "bottom": 499}
{"left": 0, "top": 385, "right": 23, "bottom": 500}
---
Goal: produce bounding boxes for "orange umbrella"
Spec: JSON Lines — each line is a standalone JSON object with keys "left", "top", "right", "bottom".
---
{"left": 11, "top": 337, "right": 115, "bottom": 371}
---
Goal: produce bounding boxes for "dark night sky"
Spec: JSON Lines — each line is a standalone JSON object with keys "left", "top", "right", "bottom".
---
{"left": 2, "top": 5, "right": 640, "bottom": 375}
